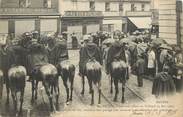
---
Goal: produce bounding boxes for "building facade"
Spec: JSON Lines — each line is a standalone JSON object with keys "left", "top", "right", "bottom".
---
{"left": 59, "top": 0, "right": 152, "bottom": 43}
{"left": 158, "top": 0, "right": 177, "bottom": 44}
{"left": 0, "top": 0, "right": 60, "bottom": 38}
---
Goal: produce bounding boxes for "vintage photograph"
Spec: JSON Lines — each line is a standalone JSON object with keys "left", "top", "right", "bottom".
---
{"left": 0, "top": 0, "right": 183, "bottom": 117}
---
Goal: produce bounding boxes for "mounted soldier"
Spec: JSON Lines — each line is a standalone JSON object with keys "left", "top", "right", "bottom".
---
{"left": 106, "top": 41, "right": 128, "bottom": 102}
{"left": 0, "top": 34, "right": 10, "bottom": 102}
{"left": 46, "top": 34, "right": 68, "bottom": 66}
{"left": 79, "top": 35, "right": 103, "bottom": 105}
{"left": 26, "top": 32, "right": 48, "bottom": 81}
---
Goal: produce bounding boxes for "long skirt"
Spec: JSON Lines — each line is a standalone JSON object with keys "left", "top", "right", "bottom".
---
{"left": 152, "top": 74, "right": 176, "bottom": 97}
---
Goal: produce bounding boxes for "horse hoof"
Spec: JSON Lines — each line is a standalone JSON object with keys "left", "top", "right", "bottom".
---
{"left": 69, "top": 98, "right": 72, "bottom": 101}
{"left": 113, "top": 98, "right": 117, "bottom": 102}
{"left": 80, "top": 91, "right": 84, "bottom": 95}
{"left": 31, "top": 99, "right": 34, "bottom": 104}
{"left": 97, "top": 104, "right": 101, "bottom": 107}
{"left": 110, "top": 90, "right": 113, "bottom": 94}
{"left": 89, "top": 90, "right": 92, "bottom": 94}
{"left": 66, "top": 101, "right": 70, "bottom": 105}
{"left": 6, "top": 101, "right": 9, "bottom": 105}
{"left": 121, "top": 99, "right": 125, "bottom": 103}
{"left": 90, "top": 103, "right": 94, "bottom": 106}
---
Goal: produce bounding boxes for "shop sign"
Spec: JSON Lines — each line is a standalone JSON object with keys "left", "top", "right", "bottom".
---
{"left": 64, "top": 11, "right": 103, "bottom": 17}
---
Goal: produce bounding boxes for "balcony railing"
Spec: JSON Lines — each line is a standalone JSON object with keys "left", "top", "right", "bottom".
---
{"left": 126, "top": 11, "right": 151, "bottom": 17}
{"left": 64, "top": 11, "right": 103, "bottom": 17}
{"left": 103, "top": 11, "right": 125, "bottom": 16}
{"left": 0, "top": 8, "right": 58, "bottom": 15}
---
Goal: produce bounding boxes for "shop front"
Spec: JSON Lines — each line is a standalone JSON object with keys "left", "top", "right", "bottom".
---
{"left": 61, "top": 11, "right": 103, "bottom": 48}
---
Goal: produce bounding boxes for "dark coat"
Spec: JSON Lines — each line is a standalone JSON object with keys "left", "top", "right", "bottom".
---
{"left": 8, "top": 45, "right": 29, "bottom": 67}
{"left": 0, "top": 46, "right": 11, "bottom": 77}
{"left": 27, "top": 43, "right": 48, "bottom": 74}
{"left": 106, "top": 41, "right": 126, "bottom": 74}
{"left": 79, "top": 42, "right": 102, "bottom": 75}
{"left": 136, "top": 57, "right": 145, "bottom": 75}
{"left": 47, "top": 39, "right": 69, "bottom": 66}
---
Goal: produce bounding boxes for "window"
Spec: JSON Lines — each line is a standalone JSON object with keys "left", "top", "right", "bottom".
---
{"left": 105, "top": 2, "right": 110, "bottom": 11}
{"left": 89, "top": 1, "right": 95, "bottom": 11}
{"left": 131, "top": 4, "right": 136, "bottom": 11}
{"left": 19, "top": 0, "right": 31, "bottom": 8}
{"left": 119, "top": 3, "right": 123, "bottom": 11}
{"left": 141, "top": 4, "right": 145, "bottom": 11}
{"left": 44, "top": 0, "right": 52, "bottom": 8}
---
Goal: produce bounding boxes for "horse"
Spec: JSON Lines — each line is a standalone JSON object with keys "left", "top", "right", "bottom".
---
{"left": 58, "top": 60, "right": 75, "bottom": 105}
{"left": 85, "top": 58, "right": 102, "bottom": 105}
{"left": 110, "top": 60, "right": 128, "bottom": 103}
{"left": 31, "top": 64, "right": 59, "bottom": 112}
{"left": 7, "top": 66, "right": 27, "bottom": 116}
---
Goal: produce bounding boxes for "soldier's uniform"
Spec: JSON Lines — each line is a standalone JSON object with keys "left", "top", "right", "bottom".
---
{"left": 47, "top": 37, "right": 69, "bottom": 66}
{"left": 79, "top": 37, "right": 102, "bottom": 76}
{"left": 106, "top": 41, "right": 126, "bottom": 75}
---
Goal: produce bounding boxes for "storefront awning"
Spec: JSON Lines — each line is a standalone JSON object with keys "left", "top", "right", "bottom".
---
{"left": 128, "top": 17, "right": 152, "bottom": 29}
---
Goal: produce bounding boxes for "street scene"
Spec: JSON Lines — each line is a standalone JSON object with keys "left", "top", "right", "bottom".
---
{"left": 0, "top": 0, "right": 183, "bottom": 117}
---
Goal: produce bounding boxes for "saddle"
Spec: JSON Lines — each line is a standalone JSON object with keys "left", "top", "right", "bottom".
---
{"left": 111, "top": 59, "right": 127, "bottom": 70}
{"left": 86, "top": 58, "right": 101, "bottom": 71}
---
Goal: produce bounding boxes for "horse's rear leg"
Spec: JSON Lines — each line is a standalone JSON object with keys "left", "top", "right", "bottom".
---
{"left": 70, "top": 78, "right": 74, "bottom": 101}
{"left": 19, "top": 88, "right": 25, "bottom": 115}
{"left": 63, "top": 80, "right": 69, "bottom": 104}
{"left": 11, "top": 92, "right": 17, "bottom": 113}
{"left": 44, "top": 83, "right": 55, "bottom": 112}
{"left": 113, "top": 79, "right": 119, "bottom": 102}
{"left": 81, "top": 76, "right": 85, "bottom": 95}
{"left": 54, "top": 85, "right": 60, "bottom": 110}
{"left": 110, "top": 76, "right": 113, "bottom": 94}
{"left": 35, "top": 81, "right": 39, "bottom": 100}
{"left": 6, "top": 79, "right": 10, "bottom": 104}
{"left": 121, "top": 83, "right": 125, "bottom": 103}
{"left": 98, "top": 81, "right": 101, "bottom": 104}
{"left": 88, "top": 79, "right": 94, "bottom": 105}
{"left": 31, "top": 80, "right": 35, "bottom": 103}
{"left": 0, "top": 76, "right": 3, "bottom": 102}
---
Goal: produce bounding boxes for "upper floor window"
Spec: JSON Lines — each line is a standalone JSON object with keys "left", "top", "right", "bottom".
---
{"left": 19, "top": 0, "right": 31, "bottom": 8}
{"left": 89, "top": 1, "right": 95, "bottom": 11}
{"left": 141, "top": 4, "right": 145, "bottom": 11}
{"left": 105, "top": 2, "right": 110, "bottom": 11}
{"left": 131, "top": 4, "right": 136, "bottom": 11}
{"left": 44, "top": 0, "right": 52, "bottom": 8}
{"left": 119, "top": 3, "right": 123, "bottom": 11}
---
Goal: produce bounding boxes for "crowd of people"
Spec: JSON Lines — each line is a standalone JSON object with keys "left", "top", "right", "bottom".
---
{"left": 79, "top": 30, "right": 183, "bottom": 98}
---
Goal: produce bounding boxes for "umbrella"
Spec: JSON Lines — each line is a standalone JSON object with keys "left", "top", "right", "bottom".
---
{"left": 119, "top": 38, "right": 132, "bottom": 44}
{"left": 136, "top": 43, "right": 148, "bottom": 56}
{"left": 127, "top": 36, "right": 136, "bottom": 42}
{"left": 102, "top": 38, "right": 115, "bottom": 45}
{"left": 159, "top": 44, "right": 172, "bottom": 51}
{"left": 151, "top": 38, "right": 167, "bottom": 46}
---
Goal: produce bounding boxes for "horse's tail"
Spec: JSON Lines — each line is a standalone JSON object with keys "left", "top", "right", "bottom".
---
{"left": 40, "top": 64, "right": 58, "bottom": 83}
{"left": 8, "top": 66, "right": 27, "bottom": 88}
{"left": 59, "top": 60, "right": 75, "bottom": 81}
{"left": 86, "top": 59, "right": 102, "bottom": 84}
{"left": 111, "top": 60, "right": 127, "bottom": 81}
